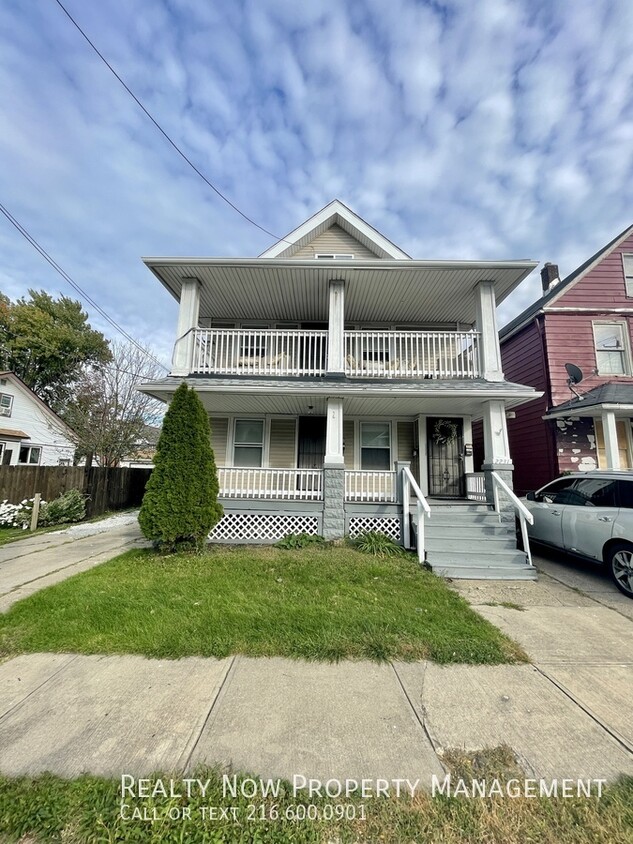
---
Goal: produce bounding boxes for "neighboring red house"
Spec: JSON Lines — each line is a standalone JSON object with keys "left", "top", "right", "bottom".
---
{"left": 474, "top": 223, "right": 633, "bottom": 495}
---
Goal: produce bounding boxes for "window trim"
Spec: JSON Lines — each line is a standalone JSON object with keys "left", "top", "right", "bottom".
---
{"left": 0, "top": 393, "right": 13, "bottom": 417}
{"left": 232, "top": 418, "right": 265, "bottom": 468}
{"left": 315, "top": 253, "right": 354, "bottom": 260}
{"left": 18, "top": 445, "right": 42, "bottom": 465}
{"left": 592, "top": 320, "right": 632, "bottom": 376}
{"left": 622, "top": 254, "right": 633, "bottom": 298}
{"left": 359, "top": 421, "right": 392, "bottom": 471}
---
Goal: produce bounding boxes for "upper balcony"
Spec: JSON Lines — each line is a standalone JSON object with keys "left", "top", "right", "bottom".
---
{"left": 182, "top": 327, "right": 482, "bottom": 380}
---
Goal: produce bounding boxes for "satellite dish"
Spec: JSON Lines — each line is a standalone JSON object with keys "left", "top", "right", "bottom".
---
{"left": 565, "top": 363, "right": 583, "bottom": 385}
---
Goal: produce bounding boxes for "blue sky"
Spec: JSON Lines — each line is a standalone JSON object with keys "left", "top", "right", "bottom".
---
{"left": 0, "top": 0, "right": 632, "bottom": 366}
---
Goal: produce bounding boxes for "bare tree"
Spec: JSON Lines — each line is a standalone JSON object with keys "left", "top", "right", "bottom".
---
{"left": 64, "top": 341, "right": 164, "bottom": 467}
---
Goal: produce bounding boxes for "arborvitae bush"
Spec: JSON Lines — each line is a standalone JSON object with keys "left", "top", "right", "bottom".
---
{"left": 139, "top": 383, "right": 222, "bottom": 552}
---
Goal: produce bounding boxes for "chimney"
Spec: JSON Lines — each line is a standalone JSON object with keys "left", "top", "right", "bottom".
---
{"left": 541, "top": 262, "right": 560, "bottom": 293}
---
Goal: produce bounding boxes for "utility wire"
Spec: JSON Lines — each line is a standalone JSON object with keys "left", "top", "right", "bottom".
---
{"left": 0, "top": 202, "right": 169, "bottom": 371}
{"left": 53, "top": 0, "right": 292, "bottom": 246}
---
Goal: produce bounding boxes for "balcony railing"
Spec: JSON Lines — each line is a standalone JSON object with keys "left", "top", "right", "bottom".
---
{"left": 218, "top": 468, "right": 323, "bottom": 500}
{"left": 191, "top": 329, "right": 328, "bottom": 376}
{"left": 183, "top": 328, "right": 481, "bottom": 379}
{"left": 344, "top": 331, "right": 480, "bottom": 378}
{"left": 465, "top": 472, "right": 487, "bottom": 502}
{"left": 345, "top": 471, "right": 397, "bottom": 502}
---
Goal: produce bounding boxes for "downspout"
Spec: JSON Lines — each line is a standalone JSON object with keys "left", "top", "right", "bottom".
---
{"left": 535, "top": 315, "right": 558, "bottom": 478}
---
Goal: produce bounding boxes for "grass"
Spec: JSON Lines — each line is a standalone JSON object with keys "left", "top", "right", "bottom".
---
{"left": 0, "top": 545, "right": 527, "bottom": 663}
{"left": 0, "top": 763, "right": 631, "bottom": 843}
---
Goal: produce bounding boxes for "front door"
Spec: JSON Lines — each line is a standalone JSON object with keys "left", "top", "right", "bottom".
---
{"left": 298, "top": 416, "right": 326, "bottom": 469}
{"left": 427, "top": 417, "right": 464, "bottom": 497}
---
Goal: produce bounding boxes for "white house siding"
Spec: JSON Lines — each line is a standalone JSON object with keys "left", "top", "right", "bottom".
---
{"left": 209, "top": 417, "right": 228, "bottom": 465}
{"left": 397, "top": 420, "right": 415, "bottom": 462}
{"left": 269, "top": 418, "right": 297, "bottom": 467}
{"left": 0, "top": 378, "right": 75, "bottom": 466}
{"left": 291, "top": 225, "right": 380, "bottom": 260}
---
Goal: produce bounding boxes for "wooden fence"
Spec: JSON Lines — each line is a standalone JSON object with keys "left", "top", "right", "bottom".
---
{"left": 0, "top": 466, "right": 152, "bottom": 517}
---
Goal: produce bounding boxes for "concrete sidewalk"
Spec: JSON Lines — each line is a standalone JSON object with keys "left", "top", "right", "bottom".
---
{"left": 0, "top": 546, "right": 631, "bottom": 784}
{"left": 0, "top": 520, "right": 145, "bottom": 612}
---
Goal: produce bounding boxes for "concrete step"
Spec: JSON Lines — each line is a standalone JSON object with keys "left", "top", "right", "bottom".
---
{"left": 427, "top": 550, "right": 527, "bottom": 566}
{"left": 425, "top": 524, "right": 514, "bottom": 539}
{"left": 430, "top": 562, "right": 538, "bottom": 580}
{"left": 425, "top": 536, "right": 516, "bottom": 552}
{"left": 422, "top": 512, "right": 504, "bottom": 527}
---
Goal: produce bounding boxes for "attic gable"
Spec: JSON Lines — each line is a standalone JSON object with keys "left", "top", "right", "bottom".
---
{"left": 259, "top": 199, "right": 410, "bottom": 260}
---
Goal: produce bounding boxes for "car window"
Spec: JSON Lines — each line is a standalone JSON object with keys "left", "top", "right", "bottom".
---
{"left": 617, "top": 479, "right": 633, "bottom": 509}
{"left": 535, "top": 478, "right": 577, "bottom": 504}
{"left": 569, "top": 478, "right": 618, "bottom": 507}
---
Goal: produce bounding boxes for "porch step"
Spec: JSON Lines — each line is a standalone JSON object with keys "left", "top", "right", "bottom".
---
{"left": 410, "top": 501, "right": 535, "bottom": 581}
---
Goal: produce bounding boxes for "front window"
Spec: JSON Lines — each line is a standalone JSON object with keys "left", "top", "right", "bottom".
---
{"left": 360, "top": 422, "right": 391, "bottom": 470}
{"left": 593, "top": 322, "right": 630, "bottom": 375}
{"left": 18, "top": 446, "right": 41, "bottom": 465}
{"left": 0, "top": 393, "right": 13, "bottom": 417}
{"left": 233, "top": 419, "right": 264, "bottom": 467}
{"left": 240, "top": 325, "right": 268, "bottom": 360}
{"left": 534, "top": 477, "right": 577, "bottom": 504}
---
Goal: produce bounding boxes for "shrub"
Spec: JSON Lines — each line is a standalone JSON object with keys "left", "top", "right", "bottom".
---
{"left": 139, "top": 383, "right": 223, "bottom": 552}
{"left": 274, "top": 533, "right": 327, "bottom": 549}
{"left": 0, "top": 499, "right": 38, "bottom": 530}
{"left": 38, "top": 489, "right": 86, "bottom": 527}
{"left": 351, "top": 531, "right": 407, "bottom": 557}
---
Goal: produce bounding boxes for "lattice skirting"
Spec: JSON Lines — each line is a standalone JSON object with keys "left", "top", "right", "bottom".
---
{"left": 209, "top": 512, "right": 321, "bottom": 542}
{"left": 348, "top": 516, "right": 401, "bottom": 542}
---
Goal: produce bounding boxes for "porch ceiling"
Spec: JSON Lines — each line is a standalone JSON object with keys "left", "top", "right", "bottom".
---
{"left": 139, "top": 376, "right": 540, "bottom": 419}
{"left": 143, "top": 258, "right": 537, "bottom": 325}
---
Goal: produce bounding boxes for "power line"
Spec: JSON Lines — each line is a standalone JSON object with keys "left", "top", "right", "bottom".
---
{"left": 0, "top": 201, "right": 169, "bottom": 371}
{"left": 53, "top": 0, "right": 292, "bottom": 246}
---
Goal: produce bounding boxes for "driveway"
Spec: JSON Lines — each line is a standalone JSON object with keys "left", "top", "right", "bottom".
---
{"left": 0, "top": 515, "right": 145, "bottom": 612}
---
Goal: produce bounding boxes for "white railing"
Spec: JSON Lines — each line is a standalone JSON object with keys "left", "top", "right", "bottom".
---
{"left": 402, "top": 466, "right": 431, "bottom": 564}
{"left": 491, "top": 471, "right": 534, "bottom": 568}
{"left": 218, "top": 468, "right": 323, "bottom": 501}
{"left": 190, "top": 329, "right": 328, "bottom": 376}
{"left": 344, "top": 331, "right": 480, "bottom": 378}
{"left": 345, "top": 471, "right": 397, "bottom": 502}
{"left": 465, "top": 472, "right": 486, "bottom": 502}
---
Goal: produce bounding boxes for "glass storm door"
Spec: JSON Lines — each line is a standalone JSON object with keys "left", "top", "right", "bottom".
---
{"left": 427, "top": 417, "right": 464, "bottom": 497}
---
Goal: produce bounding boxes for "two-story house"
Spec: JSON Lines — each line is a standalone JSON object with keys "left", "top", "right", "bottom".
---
{"left": 139, "top": 201, "right": 540, "bottom": 578}
{"left": 0, "top": 372, "right": 76, "bottom": 466}
{"left": 493, "top": 223, "right": 633, "bottom": 496}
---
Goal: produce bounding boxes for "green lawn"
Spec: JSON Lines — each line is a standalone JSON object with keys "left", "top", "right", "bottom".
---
{"left": 0, "top": 545, "right": 526, "bottom": 663}
{"left": 0, "top": 765, "right": 631, "bottom": 844}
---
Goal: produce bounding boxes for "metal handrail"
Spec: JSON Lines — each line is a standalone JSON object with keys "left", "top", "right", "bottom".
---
{"left": 402, "top": 466, "right": 431, "bottom": 564}
{"left": 491, "top": 471, "right": 534, "bottom": 567}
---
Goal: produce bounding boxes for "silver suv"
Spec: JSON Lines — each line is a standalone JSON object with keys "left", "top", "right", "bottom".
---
{"left": 523, "top": 471, "right": 633, "bottom": 598}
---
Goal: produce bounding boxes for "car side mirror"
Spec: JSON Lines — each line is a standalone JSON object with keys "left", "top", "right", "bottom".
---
{"left": 526, "top": 491, "right": 536, "bottom": 501}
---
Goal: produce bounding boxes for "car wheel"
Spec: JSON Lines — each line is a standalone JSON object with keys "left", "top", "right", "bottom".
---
{"left": 606, "top": 542, "right": 633, "bottom": 598}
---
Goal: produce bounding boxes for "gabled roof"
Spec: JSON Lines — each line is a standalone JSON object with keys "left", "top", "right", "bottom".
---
{"left": 0, "top": 371, "right": 76, "bottom": 438}
{"left": 545, "top": 382, "right": 633, "bottom": 418}
{"left": 259, "top": 199, "right": 411, "bottom": 260}
{"left": 500, "top": 222, "right": 633, "bottom": 341}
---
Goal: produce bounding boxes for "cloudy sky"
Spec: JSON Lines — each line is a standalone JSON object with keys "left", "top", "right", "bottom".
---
{"left": 0, "top": 0, "right": 632, "bottom": 366}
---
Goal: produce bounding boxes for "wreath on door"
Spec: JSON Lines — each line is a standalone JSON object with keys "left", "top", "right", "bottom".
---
{"left": 433, "top": 419, "right": 458, "bottom": 445}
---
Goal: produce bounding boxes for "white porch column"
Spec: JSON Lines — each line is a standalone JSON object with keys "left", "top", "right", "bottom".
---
{"left": 323, "top": 397, "right": 345, "bottom": 539}
{"left": 172, "top": 276, "right": 201, "bottom": 376}
{"left": 601, "top": 410, "right": 620, "bottom": 469}
{"left": 324, "top": 397, "right": 344, "bottom": 467}
{"left": 481, "top": 399, "right": 514, "bottom": 506}
{"left": 327, "top": 279, "right": 345, "bottom": 375}
{"left": 475, "top": 281, "right": 503, "bottom": 381}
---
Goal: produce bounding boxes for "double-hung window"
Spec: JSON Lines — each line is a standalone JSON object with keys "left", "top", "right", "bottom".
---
{"left": 233, "top": 420, "right": 264, "bottom": 467}
{"left": 360, "top": 422, "right": 391, "bottom": 470}
{"left": 0, "top": 393, "right": 13, "bottom": 417}
{"left": 593, "top": 322, "right": 630, "bottom": 375}
{"left": 623, "top": 254, "right": 633, "bottom": 297}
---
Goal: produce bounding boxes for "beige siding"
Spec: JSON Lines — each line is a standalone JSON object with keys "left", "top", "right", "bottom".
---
{"left": 292, "top": 225, "right": 380, "bottom": 260}
{"left": 269, "top": 417, "right": 297, "bottom": 467}
{"left": 343, "top": 420, "right": 355, "bottom": 469}
{"left": 209, "top": 417, "right": 228, "bottom": 466}
{"left": 397, "top": 421, "right": 414, "bottom": 462}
